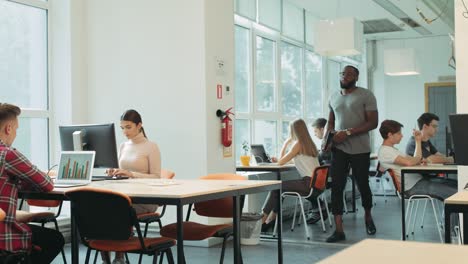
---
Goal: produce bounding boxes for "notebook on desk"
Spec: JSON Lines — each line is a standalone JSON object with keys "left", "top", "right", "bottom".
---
{"left": 54, "top": 151, "right": 95, "bottom": 188}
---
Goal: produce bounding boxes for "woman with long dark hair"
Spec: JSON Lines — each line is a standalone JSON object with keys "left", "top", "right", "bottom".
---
{"left": 103, "top": 109, "right": 161, "bottom": 264}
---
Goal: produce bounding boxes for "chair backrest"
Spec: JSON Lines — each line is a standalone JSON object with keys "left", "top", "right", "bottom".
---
{"left": 370, "top": 162, "right": 385, "bottom": 178}
{"left": 387, "top": 169, "right": 401, "bottom": 195}
{"left": 65, "top": 187, "right": 136, "bottom": 241}
{"left": 161, "top": 169, "right": 175, "bottom": 179}
{"left": 194, "top": 173, "right": 246, "bottom": 218}
{"left": 26, "top": 199, "right": 62, "bottom": 207}
{"left": 309, "top": 165, "right": 330, "bottom": 191}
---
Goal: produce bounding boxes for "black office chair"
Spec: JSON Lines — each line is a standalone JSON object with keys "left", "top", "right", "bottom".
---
{"left": 65, "top": 187, "right": 176, "bottom": 264}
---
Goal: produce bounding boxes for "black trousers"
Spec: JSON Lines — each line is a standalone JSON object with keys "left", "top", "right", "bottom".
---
{"left": 330, "top": 148, "right": 373, "bottom": 215}
{"left": 29, "top": 224, "right": 65, "bottom": 264}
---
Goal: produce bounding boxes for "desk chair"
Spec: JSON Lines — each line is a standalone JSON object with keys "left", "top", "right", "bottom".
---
{"left": 137, "top": 169, "right": 176, "bottom": 238}
{"left": 160, "top": 173, "right": 245, "bottom": 264}
{"left": 281, "top": 165, "right": 330, "bottom": 239}
{"left": 369, "top": 162, "right": 392, "bottom": 204}
{"left": 18, "top": 199, "right": 67, "bottom": 264}
{"left": 387, "top": 169, "right": 444, "bottom": 242}
{"left": 65, "top": 187, "right": 175, "bottom": 264}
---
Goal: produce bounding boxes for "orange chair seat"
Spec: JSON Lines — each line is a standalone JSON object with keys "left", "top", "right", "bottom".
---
{"left": 88, "top": 237, "right": 175, "bottom": 252}
{"left": 160, "top": 222, "right": 232, "bottom": 240}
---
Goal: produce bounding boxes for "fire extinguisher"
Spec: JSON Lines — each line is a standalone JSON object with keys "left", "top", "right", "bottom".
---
{"left": 216, "top": 107, "right": 234, "bottom": 147}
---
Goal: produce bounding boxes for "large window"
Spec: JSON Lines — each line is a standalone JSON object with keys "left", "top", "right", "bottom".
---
{"left": 0, "top": 0, "right": 50, "bottom": 169}
{"left": 234, "top": 24, "right": 325, "bottom": 162}
{"left": 281, "top": 41, "right": 303, "bottom": 117}
{"left": 255, "top": 36, "right": 276, "bottom": 112}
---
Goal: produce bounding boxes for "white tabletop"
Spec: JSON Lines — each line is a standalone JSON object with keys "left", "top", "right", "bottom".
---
{"left": 319, "top": 239, "right": 468, "bottom": 263}
{"left": 55, "top": 178, "right": 280, "bottom": 199}
{"left": 445, "top": 191, "right": 468, "bottom": 205}
{"left": 401, "top": 164, "right": 458, "bottom": 171}
{"left": 236, "top": 164, "right": 296, "bottom": 170}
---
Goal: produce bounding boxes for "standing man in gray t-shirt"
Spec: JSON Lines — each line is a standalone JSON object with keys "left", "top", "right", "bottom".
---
{"left": 325, "top": 65, "right": 379, "bottom": 243}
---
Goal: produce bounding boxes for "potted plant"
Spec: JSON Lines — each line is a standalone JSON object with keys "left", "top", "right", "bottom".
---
{"left": 240, "top": 141, "right": 251, "bottom": 166}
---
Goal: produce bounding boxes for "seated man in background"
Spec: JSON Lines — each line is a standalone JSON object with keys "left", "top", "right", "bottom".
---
{"left": 312, "top": 118, "right": 331, "bottom": 165}
{"left": 378, "top": 120, "right": 456, "bottom": 201}
{"left": 405, "top": 112, "right": 454, "bottom": 164}
{"left": 0, "top": 103, "right": 64, "bottom": 264}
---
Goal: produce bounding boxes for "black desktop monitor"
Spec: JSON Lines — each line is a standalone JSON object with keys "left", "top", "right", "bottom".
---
{"left": 449, "top": 114, "right": 468, "bottom": 165}
{"left": 59, "top": 123, "right": 118, "bottom": 168}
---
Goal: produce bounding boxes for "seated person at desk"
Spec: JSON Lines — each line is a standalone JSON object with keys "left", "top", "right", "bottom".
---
{"left": 378, "top": 120, "right": 456, "bottom": 200}
{"left": 102, "top": 109, "right": 161, "bottom": 264}
{"left": 312, "top": 118, "right": 331, "bottom": 165}
{"left": 261, "top": 119, "right": 320, "bottom": 231}
{"left": 0, "top": 103, "right": 64, "bottom": 264}
{"left": 405, "top": 112, "right": 454, "bottom": 164}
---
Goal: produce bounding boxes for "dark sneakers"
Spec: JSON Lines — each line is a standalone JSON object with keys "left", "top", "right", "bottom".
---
{"left": 307, "top": 210, "right": 328, "bottom": 225}
{"left": 326, "top": 231, "right": 346, "bottom": 243}
{"left": 366, "top": 219, "right": 377, "bottom": 235}
{"left": 261, "top": 221, "right": 275, "bottom": 233}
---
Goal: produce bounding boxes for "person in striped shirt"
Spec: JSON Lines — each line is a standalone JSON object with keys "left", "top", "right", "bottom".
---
{"left": 0, "top": 103, "right": 64, "bottom": 263}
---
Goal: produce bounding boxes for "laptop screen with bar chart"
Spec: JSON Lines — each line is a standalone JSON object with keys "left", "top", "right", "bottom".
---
{"left": 55, "top": 151, "right": 95, "bottom": 187}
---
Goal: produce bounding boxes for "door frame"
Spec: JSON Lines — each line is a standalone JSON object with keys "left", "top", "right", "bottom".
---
{"left": 424, "top": 82, "right": 456, "bottom": 112}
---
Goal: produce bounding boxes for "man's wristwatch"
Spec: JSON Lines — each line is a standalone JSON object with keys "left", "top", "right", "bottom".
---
{"left": 345, "top": 129, "right": 352, "bottom": 136}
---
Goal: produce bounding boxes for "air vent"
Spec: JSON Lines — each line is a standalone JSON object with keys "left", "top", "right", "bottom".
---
{"left": 373, "top": 0, "right": 432, "bottom": 35}
{"left": 400, "top": 17, "right": 432, "bottom": 35}
{"left": 362, "top": 19, "right": 403, "bottom": 34}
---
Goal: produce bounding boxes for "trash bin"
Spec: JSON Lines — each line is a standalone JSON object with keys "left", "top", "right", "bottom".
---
{"left": 240, "top": 212, "right": 262, "bottom": 245}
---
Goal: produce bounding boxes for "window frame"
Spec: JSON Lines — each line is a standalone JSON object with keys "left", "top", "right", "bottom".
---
{"left": 235, "top": 15, "right": 327, "bottom": 157}
{"left": 5, "top": 0, "right": 53, "bottom": 168}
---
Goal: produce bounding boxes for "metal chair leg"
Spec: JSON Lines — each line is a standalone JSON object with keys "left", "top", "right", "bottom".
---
{"left": 298, "top": 197, "right": 310, "bottom": 240}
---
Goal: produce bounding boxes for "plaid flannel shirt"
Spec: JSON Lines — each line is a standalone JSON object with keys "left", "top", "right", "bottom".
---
{"left": 0, "top": 141, "right": 53, "bottom": 252}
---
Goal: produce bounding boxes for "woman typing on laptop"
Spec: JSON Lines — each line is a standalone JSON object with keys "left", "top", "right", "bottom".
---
{"left": 103, "top": 109, "right": 161, "bottom": 264}
{"left": 261, "top": 119, "right": 320, "bottom": 231}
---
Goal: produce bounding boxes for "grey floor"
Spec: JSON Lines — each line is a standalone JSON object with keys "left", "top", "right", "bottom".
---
{"left": 51, "top": 193, "right": 446, "bottom": 264}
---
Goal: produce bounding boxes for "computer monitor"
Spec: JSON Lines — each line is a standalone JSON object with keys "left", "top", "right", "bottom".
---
{"left": 449, "top": 114, "right": 468, "bottom": 165}
{"left": 59, "top": 123, "right": 118, "bottom": 168}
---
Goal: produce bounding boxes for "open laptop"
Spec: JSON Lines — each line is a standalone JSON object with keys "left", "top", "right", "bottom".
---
{"left": 54, "top": 151, "right": 95, "bottom": 188}
{"left": 250, "top": 144, "right": 277, "bottom": 165}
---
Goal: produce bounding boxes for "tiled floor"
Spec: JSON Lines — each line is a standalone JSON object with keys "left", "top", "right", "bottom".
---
{"left": 52, "top": 194, "right": 446, "bottom": 263}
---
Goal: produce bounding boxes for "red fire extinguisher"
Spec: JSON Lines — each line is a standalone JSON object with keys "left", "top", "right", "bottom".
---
{"left": 216, "top": 107, "right": 234, "bottom": 147}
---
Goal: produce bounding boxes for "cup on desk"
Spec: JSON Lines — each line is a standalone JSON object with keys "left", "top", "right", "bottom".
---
{"left": 240, "top": 155, "right": 251, "bottom": 166}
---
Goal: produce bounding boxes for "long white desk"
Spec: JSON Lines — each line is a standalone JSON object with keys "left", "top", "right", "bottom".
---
{"left": 444, "top": 191, "right": 468, "bottom": 244}
{"left": 319, "top": 239, "right": 468, "bottom": 263}
{"left": 21, "top": 178, "right": 282, "bottom": 264}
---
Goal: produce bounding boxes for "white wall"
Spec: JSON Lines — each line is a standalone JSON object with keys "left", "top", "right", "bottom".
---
{"left": 372, "top": 36, "right": 454, "bottom": 151}
{"left": 455, "top": 1, "right": 468, "bottom": 191}
{"left": 81, "top": 0, "right": 235, "bottom": 180}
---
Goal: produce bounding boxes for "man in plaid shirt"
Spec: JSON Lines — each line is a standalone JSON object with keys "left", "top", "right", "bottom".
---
{"left": 0, "top": 103, "right": 64, "bottom": 263}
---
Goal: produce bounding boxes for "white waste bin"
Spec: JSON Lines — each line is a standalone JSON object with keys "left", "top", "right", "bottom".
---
{"left": 240, "top": 213, "right": 262, "bottom": 245}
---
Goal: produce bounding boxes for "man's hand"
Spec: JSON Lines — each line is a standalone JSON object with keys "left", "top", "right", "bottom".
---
{"left": 413, "top": 129, "right": 422, "bottom": 141}
{"left": 333, "top": 130, "right": 348, "bottom": 144}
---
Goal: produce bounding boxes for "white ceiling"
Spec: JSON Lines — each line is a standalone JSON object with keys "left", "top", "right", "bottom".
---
{"left": 289, "top": 0, "right": 454, "bottom": 40}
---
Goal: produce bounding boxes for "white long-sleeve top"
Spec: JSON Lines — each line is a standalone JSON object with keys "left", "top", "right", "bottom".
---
{"left": 119, "top": 132, "right": 161, "bottom": 179}
{"left": 119, "top": 132, "right": 161, "bottom": 213}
